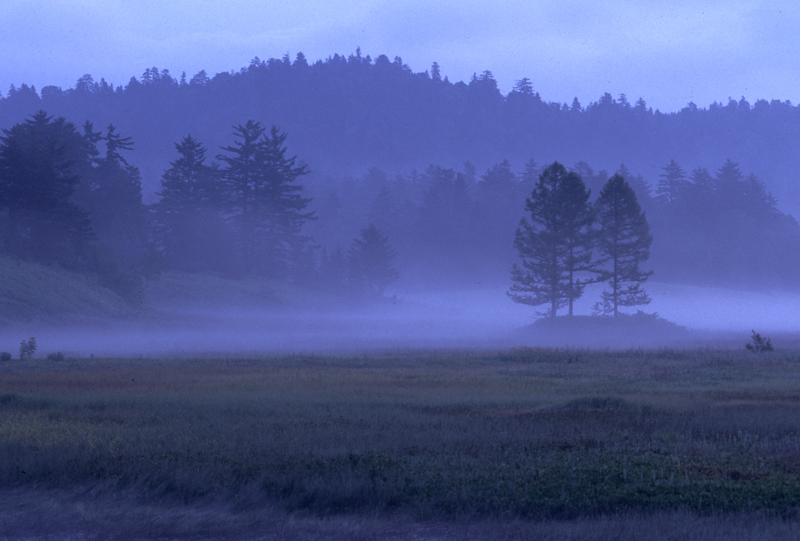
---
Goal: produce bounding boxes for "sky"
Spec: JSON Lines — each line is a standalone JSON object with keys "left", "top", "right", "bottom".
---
{"left": 1, "top": 1, "right": 799, "bottom": 112}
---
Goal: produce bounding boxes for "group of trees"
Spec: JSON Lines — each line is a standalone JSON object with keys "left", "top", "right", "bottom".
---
{"left": 0, "top": 111, "right": 400, "bottom": 299}
{"left": 154, "top": 121, "right": 314, "bottom": 278}
{"left": 318, "top": 224, "right": 400, "bottom": 298}
{"left": 509, "top": 162, "right": 652, "bottom": 318}
{"left": 5, "top": 51, "right": 800, "bottom": 222}
{"left": 154, "top": 122, "right": 399, "bottom": 296}
{"left": 646, "top": 158, "right": 800, "bottom": 288}
{"left": 0, "top": 111, "right": 146, "bottom": 290}
{"left": 2, "top": 108, "right": 799, "bottom": 313}
{"left": 4, "top": 50, "right": 800, "bottom": 299}
{"left": 302, "top": 151, "right": 800, "bottom": 293}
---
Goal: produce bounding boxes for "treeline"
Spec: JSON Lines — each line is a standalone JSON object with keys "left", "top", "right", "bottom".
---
{"left": 3, "top": 50, "right": 800, "bottom": 218}
{"left": 2, "top": 110, "right": 799, "bottom": 301}
{"left": 304, "top": 156, "right": 800, "bottom": 290}
{"left": 0, "top": 113, "right": 398, "bottom": 299}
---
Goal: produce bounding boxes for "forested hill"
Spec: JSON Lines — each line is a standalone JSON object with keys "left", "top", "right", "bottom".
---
{"left": 2, "top": 51, "right": 800, "bottom": 216}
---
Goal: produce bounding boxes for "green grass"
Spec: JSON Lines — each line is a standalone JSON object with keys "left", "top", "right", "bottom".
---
{"left": 2, "top": 348, "right": 800, "bottom": 526}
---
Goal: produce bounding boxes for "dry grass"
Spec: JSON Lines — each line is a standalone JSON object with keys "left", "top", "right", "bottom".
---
{"left": 2, "top": 348, "right": 800, "bottom": 538}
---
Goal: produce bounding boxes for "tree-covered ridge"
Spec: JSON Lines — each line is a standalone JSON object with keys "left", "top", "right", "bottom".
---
{"left": 3, "top": 50, "right": 800, "bottom": 217}
{"left": 2, "top": 49, "right": 800, "bottom": 298}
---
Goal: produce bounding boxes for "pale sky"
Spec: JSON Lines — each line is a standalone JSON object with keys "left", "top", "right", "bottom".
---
{"left": 2, "top": 0, "right": 798, "bottom": 112}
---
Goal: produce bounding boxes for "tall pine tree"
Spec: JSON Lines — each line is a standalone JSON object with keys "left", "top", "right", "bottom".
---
{"left": 85, "top": 124, "right": 147, "bottom": 268}
{"left": 0, "top": 111, "right": 93, "bottom": 267}
{"left": 347, "top": 224, "right": 399, "bottom": 298}
{"left": 594, "top": 174, "right": 653, "bottom": 317}
{"left": 218, "top": 121, "right": 313, "bottom": 276}
{"left": 155, "top": 135, "right": 231, "bottom": 272}
{"left": 509, "top": 162, "right": 594, "bottom": 318}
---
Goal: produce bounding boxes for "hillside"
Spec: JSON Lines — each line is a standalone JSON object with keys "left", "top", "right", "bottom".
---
{"left": 0, "top": 256, "right": 132, "bottom": 323}
{"left": 2, "top": 51, "right": 800, "bottom": 295}
{"left": 2, "top": 52, "right": 800, "bottom": 218}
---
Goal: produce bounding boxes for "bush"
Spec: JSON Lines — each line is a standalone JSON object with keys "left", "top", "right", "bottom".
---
{"left": 46, "top": 352, "right": 65, "bottom": 362}
{"left": 19, "top": 337, "right": 36, "bottom": 359}
{"left": 0, "top": 352, "right": 11, "bottom": 362}
{"left": 746, "top": 330, "right": 773, "bottom": 352}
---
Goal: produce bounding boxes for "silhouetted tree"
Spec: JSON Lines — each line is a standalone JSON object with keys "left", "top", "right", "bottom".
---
{"left": 656, "top": 159, "right": 688, "bottom": 204}
{"left": 475, "top": 160, "right": 525, "bottom": 262}
{"left": 218, "top": 121, "right": 313, "bottom": 276}
{"left": 347, "top": 224, "right": 399, "bottom": 298}
{"left": 0, "top": 111, "right": 93, "bottom": 266}
{"left": 84, "top": 124, "right": 147, "bottom": 268}
{"left": 157, "top": 135, "right": 219, "bottom": 211}
{"left": 154, "top": 135, "right": 233, "bottom": 272}
{"left": 558, "top": 168, "right": 595, "bottom": 315}
{"left": 416, "top": 164, "right": 473, "bottom": 263}
{"left": 509, "top": 162, "right": 594, "bottom": 317}
{"left": 594, "top": 174, "right": 653, "bottom": 317}
{"left": 688, "top": 166, "right": 714, "bottom": 198}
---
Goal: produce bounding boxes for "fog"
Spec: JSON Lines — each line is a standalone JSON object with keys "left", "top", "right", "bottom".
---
{"left": 2, "top": 52, "right": 800, "bottom": 357}
{"left": 2, "top": 281, "right": 798, "bottom": 358}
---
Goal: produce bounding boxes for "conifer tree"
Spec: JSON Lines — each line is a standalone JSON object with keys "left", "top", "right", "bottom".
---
{"left": 155, "top": 135, "right": 229, "bottom": 272}
{"left": 0, "top": 111, "right": 93, "bottom": 266}
{"left": 594, "top": 174, "right": 653, "bottom": 317}
{"left": 218, "top": 121, "right": 312, "bottom": 276}
{"left": 656, "top": 159, "right": 689, "bottom": 204}
{"left": 86, "top": 124, "right": 147, "bottom": 268}
{"left": 157, "top": 135, "right": 219, "bottom": 212}
{"left": 509, "top": 162, "right": 594, "bottom": 318}
{"left": 347, "top": 224, "right": 399, "bottom": 298}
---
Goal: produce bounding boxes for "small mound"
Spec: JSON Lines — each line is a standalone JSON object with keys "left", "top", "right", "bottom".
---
{"left": 516, "top": 312, "right": 695, "bottom": 349}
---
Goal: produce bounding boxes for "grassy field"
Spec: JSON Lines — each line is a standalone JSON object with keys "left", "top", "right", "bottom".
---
{"left": 2, "top": 348, "right": 800, "bottom": 539}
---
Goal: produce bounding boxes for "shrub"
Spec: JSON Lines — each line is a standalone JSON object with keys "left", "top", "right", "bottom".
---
{"left": 746, "top": 330, "right": 773, "bottom": 352}
{"left": 0, "top": 352, "right": 11, "bottom": 362}
{"left": 46, "top": 352, "right": 65, "bottom": 362}
{"left": 19, "top": 337, "right": 36, "bottom": 360}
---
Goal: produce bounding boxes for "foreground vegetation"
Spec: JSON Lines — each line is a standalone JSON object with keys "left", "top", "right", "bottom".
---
{"left": 2, "top": 348, "right": 800, "bottom": 538}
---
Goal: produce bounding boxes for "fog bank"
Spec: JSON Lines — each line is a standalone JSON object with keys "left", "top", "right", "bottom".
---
{"left": 0, "top": 282, "right": 798, "bottom": 357}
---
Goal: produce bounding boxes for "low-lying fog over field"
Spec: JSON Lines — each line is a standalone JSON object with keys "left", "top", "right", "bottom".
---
{"left": 2, "top": 282, "right": 798, "bottom": 358}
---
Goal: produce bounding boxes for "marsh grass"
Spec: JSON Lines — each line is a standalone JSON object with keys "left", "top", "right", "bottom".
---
{"left": 2, "top": 349, "right": 800, "bottom": 537}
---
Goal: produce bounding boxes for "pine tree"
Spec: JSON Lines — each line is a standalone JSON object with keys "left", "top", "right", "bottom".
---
{"left": 155, "top": 135, "right": 229, "bottom": 272}
{"left": 656, "top": 159, "right": 688, "bottom": 204}
{"left": 509, "top": 162, "right": 594, "bottom": 318}
{"left": 86, "top": 124, "right": 147, "bottom": 268}
{"left": 218, "top": 121, "right": 312, "bottom": 276}
{"left": 0, "top": 111, "right": 93, "bottom": 266}
{"left": 594, "top": 174, "right": 653, "bottom": 317}
{"left": 157, "top": 135, "right": 219, "bottom": 212}
{"left": 558, "top": 168, "right": 595, "bottom": 315}
{"left": 347, "top": 224, "right": 399, "bottom": 298}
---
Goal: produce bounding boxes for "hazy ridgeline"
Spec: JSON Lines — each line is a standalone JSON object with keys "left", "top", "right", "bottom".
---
{"left": 3, "top": 53, "right": 800, "bottom": 298}
{"left": 4, "top": 52, "right": 800, "bottom": 219}
{"left": 3, "top": 350, "right": 800, "bottom": 539}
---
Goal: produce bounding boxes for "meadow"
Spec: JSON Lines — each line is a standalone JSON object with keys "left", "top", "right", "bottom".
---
{"left": 2, "top": 348, "right": 800, "bottom": 539}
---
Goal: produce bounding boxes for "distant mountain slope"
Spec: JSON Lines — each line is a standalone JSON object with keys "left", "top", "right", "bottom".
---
{"left": 2, "top": 52, "right": 800, "bottom": 215}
